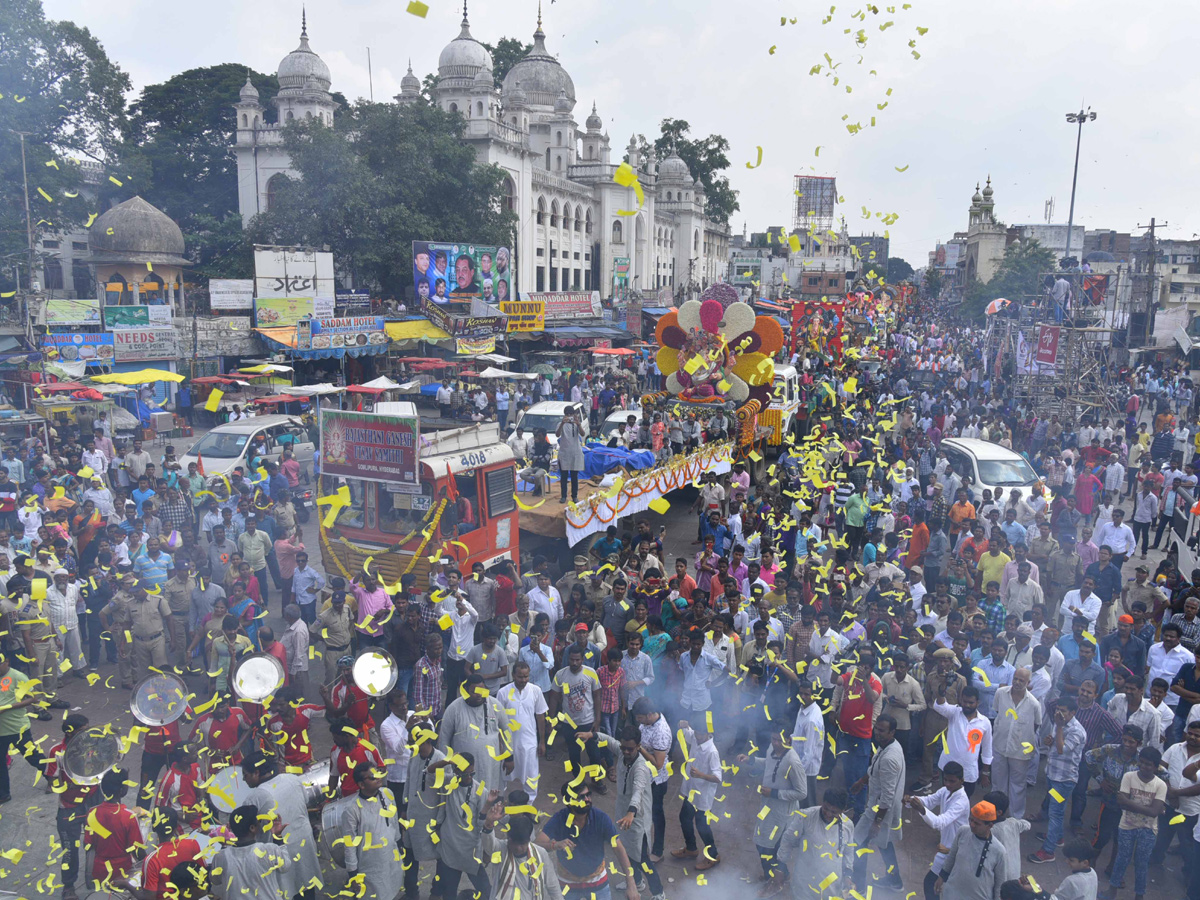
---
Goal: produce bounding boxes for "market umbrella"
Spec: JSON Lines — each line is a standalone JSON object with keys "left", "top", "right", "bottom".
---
{"left": 238, "top": 363, "right": 294, "bottom": 374}
{"left": 252, "top": 394, "right": 306, "bottom": 405}
{"left": 530, "top": 363, "right": 559, "bottom": 377}
{"left": 90, "top": 368, "right": 186, "bottom": 385}
{"left": 985, "top": 298, "right": 1011, "bottom": 315}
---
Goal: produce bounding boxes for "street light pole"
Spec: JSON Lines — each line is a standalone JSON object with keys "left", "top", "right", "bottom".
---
{"left": 1063, "top": 107, "right": 1097, "bottom": 268}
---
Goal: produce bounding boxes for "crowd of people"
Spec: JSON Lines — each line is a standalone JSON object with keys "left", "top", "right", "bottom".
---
{"left": 5, "top": 306, "right": 1200, "bottom": 900}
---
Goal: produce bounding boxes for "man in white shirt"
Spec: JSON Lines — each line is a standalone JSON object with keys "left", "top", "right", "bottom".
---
{"left": 526, "top": 573, "right": 564, "bottom": 635}
{"left": 932, "top": 683, "right": 993, "bottom": 792}
{"left": 1106, "top": 675, "right": 1161, "bottom": 749}
{"left": 1147, "top": 624, "right": 1193, "bottom": 711}
{"left": 1153, "top": 719, "right": 1200, "bottom": 866}
{"left": 436, "top": 381, "right": 453, "bottom": 419}
{"left": 905, "top": 762, "right": 969, "bottom": 877}
{"left": 990, "top": 669, "right": 1043, "bottom": 818}
{"left": 506, "top": 426, "right": 531, "bottom": 461}
{"left": 1059, "top": 576, "right": 1103, "bottom": 633}
{"left": 808, "top": 612, "right": 847, "bottom": 689}
{"left": 790, "top": 681, "right": 825, "bottom": 802}
{"left": 379, "top": 691, "right": 412, "bottom": 799}
{"left": 1093, "top": 509, "right": 1136, "bottom": 563}
{"left": 82, "top": 476, "right": 116, "bottom": 521}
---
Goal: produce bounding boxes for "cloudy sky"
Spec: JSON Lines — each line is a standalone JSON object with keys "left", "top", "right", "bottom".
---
{"left": 44, "top": 0, "right": 1200, "bottom": 266}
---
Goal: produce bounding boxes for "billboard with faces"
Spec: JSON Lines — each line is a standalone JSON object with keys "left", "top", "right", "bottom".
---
{"left": 412, "top": 241, "right": 513, "bottom": 305}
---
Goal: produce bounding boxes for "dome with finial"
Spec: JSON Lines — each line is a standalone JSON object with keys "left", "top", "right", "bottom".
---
{"left": 86, "top": 196, "right": 189, "bottom": 266}
{"left": 503, "top": 2, "right": 575, "bottom": 110}
{"left": 658, "top": 147, "right": 692, "bottom": 184}
{"left": 981, "top": 176, "right": 994, "bottom": 200}
{"left": 239, "top": 75, "right": 260, "bottom": 102}
{"left": 586, "top": 101, "right": 602, "bottom": 132}
{"left": 278, "top": 9, "right": 332, "bottom": 92}
{"left": 400, "top": 60, "right": 420, "bottom": 94}
{"left": 474, "top": 67, "right": 494, "bottom": 89}
{"left": 553, "top": 88, "right": 572, "bottom": 114}
{"left": 507, "top": 80, "right": 527, "bottom": 108}
{"left": 971, "top": 183, "right": 983, "bottom": 204}
{"left": 438, "top": 1, "right": 494, "bottom": 84}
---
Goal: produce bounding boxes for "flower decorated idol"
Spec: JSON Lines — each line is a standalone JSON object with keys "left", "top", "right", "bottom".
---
{"left": 655, "top": 285, "right": 784, "bottom": 406}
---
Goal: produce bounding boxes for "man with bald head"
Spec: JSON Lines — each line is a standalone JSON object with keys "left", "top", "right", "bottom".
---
{"left": 990, "top": 667, "right": 1043, "bottom": 818}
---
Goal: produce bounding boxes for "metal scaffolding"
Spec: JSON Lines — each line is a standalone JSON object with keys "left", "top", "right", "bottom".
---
{"left": 984, "top": 270, "right": 1125, "bottom": 421}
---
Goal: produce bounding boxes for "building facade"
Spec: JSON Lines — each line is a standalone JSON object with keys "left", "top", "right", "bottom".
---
{"left": 232, "top": 8, "right": 731, "bottom": 300}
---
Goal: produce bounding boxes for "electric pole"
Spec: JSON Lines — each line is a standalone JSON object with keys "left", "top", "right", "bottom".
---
{"left": 13, "top": 130, "right": 41, "bottom": 369}
{"left": 1136, "top": 218, "right": 1162, "bottom": 347}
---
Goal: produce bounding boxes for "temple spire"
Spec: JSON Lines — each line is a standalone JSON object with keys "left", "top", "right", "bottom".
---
{"left": 301, "top": 5, "right": 307, "bottom": 38}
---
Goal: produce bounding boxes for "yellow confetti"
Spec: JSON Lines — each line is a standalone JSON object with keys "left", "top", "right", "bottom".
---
{"left": 205, "top": 388, "right": 224, "bottom": 412}
{"left": 1048, "top": 788, "right": 1065, "bottom": 804}
{"left": 37, "top": 188, "right": 53, "bottom": 203}
{"left": 406, "top": 0, "right": 429, "bottom": 16}
{"left": 746, "top": 146, "right": 763, "bottom": 169}
{"left": 648, "top": 498, "right": 670, "bottom": 515}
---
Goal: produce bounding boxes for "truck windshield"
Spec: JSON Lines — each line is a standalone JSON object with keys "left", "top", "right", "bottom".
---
{"left": 189, "top": 431, "right": 249, "bottom": 459}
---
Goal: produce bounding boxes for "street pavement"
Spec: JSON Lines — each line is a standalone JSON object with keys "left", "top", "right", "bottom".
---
{"left": 0, "top": 441, "right": 1187, "bottom": 900}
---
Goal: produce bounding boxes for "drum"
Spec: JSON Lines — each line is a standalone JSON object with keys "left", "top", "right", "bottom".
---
{"left": 319, "top": 795, "right": 358, "bottom": 868}
{"left": 352, "top": 649, "right": 398, "bottom": 697}
{"left": 130, "top": 673, "right": 189, "bottom": 726}
{"left": 300, "top": 760, "right": 332, "bottom": 808}
{"left": 206, "top": 765, "right": 250, "bottom": 814}
{"left": 231, "top": 653, "right": 285, "bottom": 702}
{"left": 61, "top": 726, "right": 122, "bottom": 785}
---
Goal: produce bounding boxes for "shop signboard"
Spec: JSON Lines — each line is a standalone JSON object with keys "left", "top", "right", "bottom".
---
{"left": 255, "top": 296, "right": 315, "bottom": 328}
{"left": 254, "top": 249, "right": 335, "bottom": 315}
{"left": 420, "top": 298, "right": 506, "bottom": 336}
{"left": 412, "top": 241, "right": 513, "bottom": 304}
{"left": 309, "top": 316, "right": 388, "bottom": 351}
{"left": 336, "top": 290, "right": 372, "bottom": 311}
{"left": 43, "top": 332, "right": 114, "bottom": 364}
{"left": 500, "top": 299, "right": 545, "bottom": 332}
{"left": 103, "top": 305, "right": 172, "bottom": 329}
{"left": 45, "top": 298, "right": 101, "bottom": 326}
{"left": 319, "top": 409, "right": 420, "bottom": 491}
{"left": 527, "top": 291, "right": 602, "bottom": 321}
{"left": 113, "top": 328, "right": 178, "bottom": 362}
{"left": 209, "top": 279, "right": 254, "bottom": 311}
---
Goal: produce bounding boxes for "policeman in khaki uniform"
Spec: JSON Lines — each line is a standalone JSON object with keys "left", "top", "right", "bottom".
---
{"left": 99, "top": 574, "right": 138, "bottom": 688}
{"left": 163, "top": 564, "right": 195, "bottom": 669}
{"left": 18, "top": 597, "right": 63, "bottom": 709}
{"left": 310, "top": 591, "right": 353, "bottom": 683}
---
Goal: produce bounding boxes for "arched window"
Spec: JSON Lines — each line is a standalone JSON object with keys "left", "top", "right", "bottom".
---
{"left": 503, "top": 177, "right": 517, "bottom": 213}
{"left": 693, "top": 230, "right": 699, "bottom": 252}
{"left": 555, "top": 154, "right": 562, "bottom": 172}
{"left": 305, "top": 110, "right": 312, "bottom": 118}
{"left": 476, "top": 101, "right": 483, "bottom": 117}
{"left": 253, "top": 115, "right": 260, "bottom": 127}
{"left": 563, "top": 204, "right": 573, "bottom": 232}
{"left": 585, "top": 210, "right": 593, "bottom": 235}
{"left": 545, "top": 147, "right": 551, "bottom": 169}
{"left": 586, "top": 145, "right": 593, "bottom": 159}
{"left": 450, "top": 102, "right": 458, "bottom": 113}
{"left": 550, "top": 201, "right": 559, "bottom": 228}
{"left": 612, "top": 221, "right": 623, "bottom": 243}
{"left": 574, "top": 213, "right": 582, "bottom": 232}
{"left": 266, "top": 174, "right": 287, "bottom": 211}
{"left": 536, "top": 196, "right": 546, "bottom": 225}
{"left": 242, "top": 114, "right": 248, "bottom": 127}
{"left": 512, "top": 116, "right": 519, "bottom": 126}
{"left": 556, "top": 131, "right": 562, "bottom": 146}
{"left": 286, "top": 110, "right": 295, "bottom": 122}
{"left": 666, "top": 191, "right": 672, "bottom": 201}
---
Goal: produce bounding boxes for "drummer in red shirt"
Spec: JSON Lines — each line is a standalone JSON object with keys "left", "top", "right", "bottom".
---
{"left": 84, "top": 768, "right": 144, "bottom": 888}
{"left": 321, "top": 655, "right": 375, "bottom": 739}
{"left": 328, "top": 717, "right": 383, "bottom": 797}
{"left": 139, "top": 715, "right": 188, "bottom": 805}
{"left": 120, "top": 807, "right": 203, "bottom": 900}
{"left": 155, "top": 747, "right": 205, "bottom": 829}
{"left": 266, "top": 685, "right": 326, "bottom": 767}
{"left": 47, "top": 714, "right": 95, "bottom": 900}
{"left": 190, "top": 696, "right": 250, "bottom": 770}
{"left": 258, "top": 626, "right": 290, "bottom": 687}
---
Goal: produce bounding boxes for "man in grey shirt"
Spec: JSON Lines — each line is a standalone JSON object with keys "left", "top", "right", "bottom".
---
{"left": 207, "top": 525, "right": 238, "bottom": 584}
{"left": 464, "top": 562, "right": 497, "bottom": 623}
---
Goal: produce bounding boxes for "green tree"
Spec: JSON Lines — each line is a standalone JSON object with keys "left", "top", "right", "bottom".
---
{"left": 0, "top": 0, "right": 130, "bottom": 279}
{"left": 887, "top": 257, "right": 914, "bottom": 283}
{"left": 962, "top": 239, "right": 1055, "bottom": 320}
{"left": 246, "top": 100, "right": 517, "bottom": 297}
{"left": 638, "top": 118, "right": 739, "bottom": 224}
{"left": 922, "top": 266, "right": 943, "bottom": 301}
{"left": 481, "top": 38, "right": 532, "bottom": 83}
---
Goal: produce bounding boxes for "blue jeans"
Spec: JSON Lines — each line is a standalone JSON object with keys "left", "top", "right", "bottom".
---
{"left": 395, "top": 666, "right": 413, "bottom": 697}
{"left": 601, "top": 711, "right": 620, "bottom": 738}
{"left": 1043, "top": 778, "right": 1073, "bottom": 854}
{"left": 1111, "top": 826, "right": 1155, "bottom": 895}
{"left": 841, "top": 733, "right": 873, "bottom": 817}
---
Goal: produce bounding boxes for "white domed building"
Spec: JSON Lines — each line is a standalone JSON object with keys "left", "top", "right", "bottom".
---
{"left": 231, "top": 5, "right": 730, "bottom": 300}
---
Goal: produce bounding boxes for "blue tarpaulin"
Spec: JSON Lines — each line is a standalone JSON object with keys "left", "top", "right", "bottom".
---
{"left": 582, "top": 444, "right": 656, "bottom": 478}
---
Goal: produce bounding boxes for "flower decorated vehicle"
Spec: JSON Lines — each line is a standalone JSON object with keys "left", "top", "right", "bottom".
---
{"left": 655, "top": 283, "right": 784, "bottom": 408}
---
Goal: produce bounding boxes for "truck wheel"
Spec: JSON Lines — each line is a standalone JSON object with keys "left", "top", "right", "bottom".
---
{"left": 749, "top": 452, "right": 767, "bottom": 484}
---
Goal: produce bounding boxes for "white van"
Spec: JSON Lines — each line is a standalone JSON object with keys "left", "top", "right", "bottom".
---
{"left": 179, "top": 414, "right": 316, "bottom": 479}
{"left": 939, "top": 437, "right": 1040, "bottom": 500}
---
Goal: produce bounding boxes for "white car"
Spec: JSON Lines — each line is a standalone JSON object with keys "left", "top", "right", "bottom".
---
{"left": 598, "top": 409, "right": 647, "bottom": 444}
{"left": 179, "top": 414, "right": 315, "bottom": 478}
{"left": 939, "top": 437, "right": 1040, "bottom": 500}
{"left": 513, "top": 401, "right": 590, "bottom": 448}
